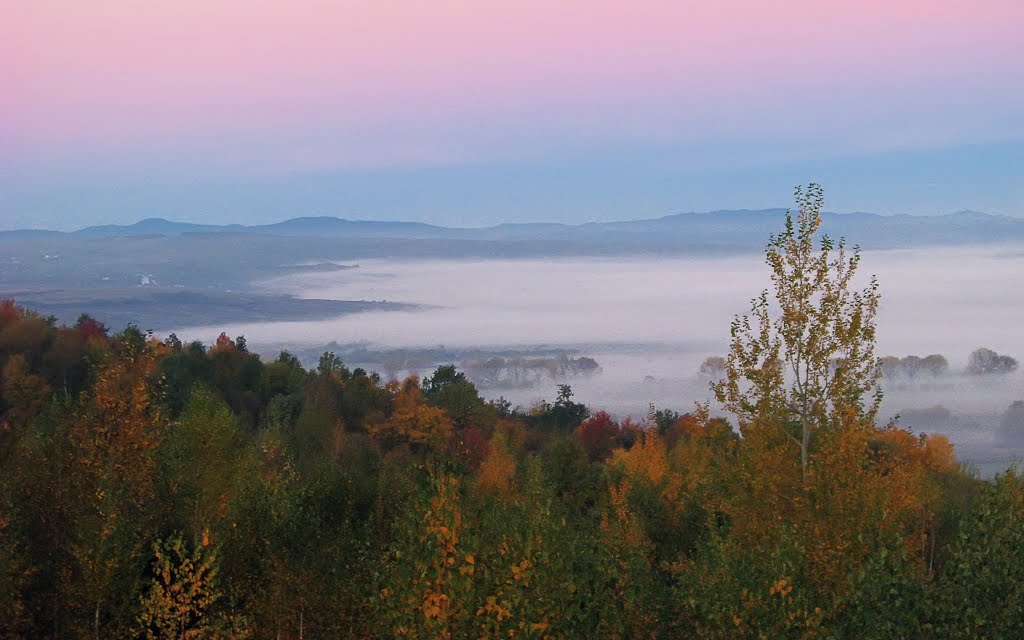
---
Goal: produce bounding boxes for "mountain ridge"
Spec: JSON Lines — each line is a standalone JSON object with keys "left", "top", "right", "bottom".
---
{"left": 6, "top": 208, "right": 1019, "bottom": 240}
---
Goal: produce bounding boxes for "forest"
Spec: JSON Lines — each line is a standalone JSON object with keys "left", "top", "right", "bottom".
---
{"left": 1, "top": 189, "right": 1022, "bottom": 639}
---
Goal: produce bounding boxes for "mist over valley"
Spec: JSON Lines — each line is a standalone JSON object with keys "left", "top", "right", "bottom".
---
{"left": 165, "top": 247, "right": 1024, "bottom": 475}
{"left": 6, "top": 213, "right": 1022, "bottom": 473}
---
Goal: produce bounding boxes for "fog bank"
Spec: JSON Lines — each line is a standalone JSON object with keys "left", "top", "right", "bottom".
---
{"left": 172, "top": 246, "right": 1024, "bottom": 472}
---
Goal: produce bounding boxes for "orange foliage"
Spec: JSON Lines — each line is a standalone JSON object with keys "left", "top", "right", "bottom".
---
{"left": 370, "top": 377, "right": 454, "bottom": 451}
{"left": 721, "top": 412, "right": 804, "bottom": 545}
{"left": 476, "top": 432, "right": 517, "bottom": 496}
{"left": 61, "top": 346, "right": 164, "bottom": 632}
{"left": 411, "top": 473, "right": 468, "bottom": 639}
{"left": 210, "top": 332, "right": 235, "bottom": 353}
{"left": 70, "top": 347, "right": 163, "bottom": 510}
{"left": 609, "top": 430, "right": 668, "bottom": 487}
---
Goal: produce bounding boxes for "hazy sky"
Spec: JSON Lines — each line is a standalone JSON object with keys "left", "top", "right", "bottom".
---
{"left": 2, "top": 0, "right": 1023, "bottom": 230}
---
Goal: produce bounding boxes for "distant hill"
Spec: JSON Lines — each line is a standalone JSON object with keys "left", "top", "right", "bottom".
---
{"left": 70, "top": 217, "right": 248, "bottom": 237}
{"left": 7, "top": 209, "right": 1024, "bottom": 249}
{"left": 250, "top": 216, "right": 451, "bottom": 238}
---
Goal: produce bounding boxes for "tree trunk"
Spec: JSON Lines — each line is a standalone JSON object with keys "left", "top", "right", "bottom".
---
{"left": 801, "top": 424, "right": 811, "bottom": 483}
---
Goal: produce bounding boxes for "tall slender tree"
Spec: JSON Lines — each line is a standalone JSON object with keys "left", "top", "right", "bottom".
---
{"left": 713, "top": 184, "right": 882, "bottom": 481}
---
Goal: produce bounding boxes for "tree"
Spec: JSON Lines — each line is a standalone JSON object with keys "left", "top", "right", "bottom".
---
{"left": 1, "top": 355, "right": 51, "bottom": 435}
{"left": 135, "top": 528, "right": 244, "bottom": 638}
{"left": 135, "top": 533, "right": 230, "bottom": 640}
{"left": 647, "top": 404, "right": 681, "bottom": 435}
{"left": 75, "top": 314, "right": 108, "bottom": 342}
{"left": 900, "top": 355, "right": 923, "bottom": 378}
{"left": 878, "top": 356, "right": 901, "bottom": 379}
{"left": 966, "top": 347, "right": 1018, "bottom": 375}
{"left": 698, "top": 356, "right": 726, "bottom": 379}
{"left": 920, "top": 354, "right": 949, "bottom": 376}
{"left": 422, "top": 365, "right": 494, "bottom": 432}
{"left": 317, "top": 351, "right": 349, "bottom": 379}
{"left": 929, "top": 471, "right": 1024, "bottom": 638}
{"left": 63, "top": 346, "right": 165, "bottom": 638}
{"left": 476, "top": 430, "right": 516, "bottom": 495}
{"left": 157, "top": 388, "right": 250, "bottom": 535}
{"left": 550, "top": 384, "right": 589, "bottom": 432}
{"left": 878, "top": 354, "right": 949, "bottom": 379}
{"left": 375, "top": 472, "right": 470, "bottom": 639}
{"left": 369, "top": 378, "right": 454, "bottom": 453}
{"left": 713, "top": 184, "right": 882, "bottom": 482}
{"left": 576, "top": 411, "right": 619, "bottom": 462}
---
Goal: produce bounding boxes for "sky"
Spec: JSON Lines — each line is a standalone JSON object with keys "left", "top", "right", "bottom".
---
{"left": 2, "top": 0, "right": 1023, "bottom": 230}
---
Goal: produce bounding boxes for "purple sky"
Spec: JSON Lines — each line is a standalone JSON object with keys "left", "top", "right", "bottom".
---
{"left": 2, "top": 0, "right": 1022, "bottom": 229}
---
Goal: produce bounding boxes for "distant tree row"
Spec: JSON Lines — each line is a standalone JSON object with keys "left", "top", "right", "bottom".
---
{"left": 463, "top": 355, "right": 600, "bottom": 389}
{"left": 878, "top": 353, "right": 950, "bottom": 378}
{"left": 701, "top": 347, "right": 1017, "bottom": 382}
{"left": 880, "top": 349, "right": 1018, "bottom": 377}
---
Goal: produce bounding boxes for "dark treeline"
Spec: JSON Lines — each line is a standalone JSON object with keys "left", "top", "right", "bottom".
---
{"left": 2, "top": 188, "right": 1023, "bottom": 639}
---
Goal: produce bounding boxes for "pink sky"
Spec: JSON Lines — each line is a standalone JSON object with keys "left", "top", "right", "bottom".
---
{"left": 4, "top": 1, "right": 1021, "bottom": 153}
{"left": 1, "top": 1, "right": 1022, "bottom": 228}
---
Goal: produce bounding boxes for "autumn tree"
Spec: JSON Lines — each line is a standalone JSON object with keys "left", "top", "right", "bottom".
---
{"left": 370, "top": 377, "right": 454, "bottom": 455}
{"left": 713, "top": 184, "right": 882, "bottom": 481}
{"left": 61, "top": 338, "right": 165, "bottom": 638}
{"left": 576, "top": 411, "right": 620, "bottom": 462}
{"left": 375, "top": 472, "right": 472, "bottom": 639}
{"left": 476, "top": 429, "right": 517, "bottom": 496}
{"left": 135, "top": 532, "right": 242, "bottom": 639}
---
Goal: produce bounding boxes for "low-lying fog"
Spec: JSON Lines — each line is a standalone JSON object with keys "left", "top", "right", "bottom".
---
{"left": 173, "top": 245, "right": 1024, "bottom": 475}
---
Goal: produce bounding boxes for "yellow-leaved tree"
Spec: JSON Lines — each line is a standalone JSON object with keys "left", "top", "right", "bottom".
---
{"left": 135, "top": 531, "right": 246, "bottom": 639}
{"left": 713, "top": 183, "right": 882, "bottom": 482}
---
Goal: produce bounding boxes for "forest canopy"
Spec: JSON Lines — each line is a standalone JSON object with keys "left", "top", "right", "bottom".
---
{"left": 0, "top": 187, "right": 1022, "bottom": 639}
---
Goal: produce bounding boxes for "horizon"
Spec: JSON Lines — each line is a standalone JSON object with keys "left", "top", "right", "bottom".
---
{"left": 3, "top": 1, "right": 1023, "bottom": 230}
{"left": 5, "top": 206, "right": 1019, "bottom": 234}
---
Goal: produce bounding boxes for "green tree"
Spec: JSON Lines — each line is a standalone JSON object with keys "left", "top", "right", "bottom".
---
{"left": 157, "top": 387, "right": 252, "bottom": 536}
{"left": 713, "top": 184, "right": 882, "bottom": 481}
{"left": 928, "top": 470, "right": 1024, "bottom": 639}
{"left": 423, "top": 365, "right": 494, "bottom": 432}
